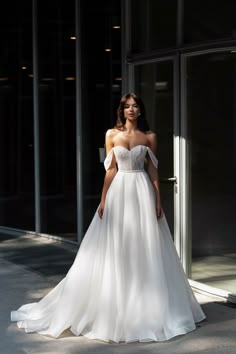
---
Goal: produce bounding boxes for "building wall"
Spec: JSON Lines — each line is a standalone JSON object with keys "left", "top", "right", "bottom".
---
{"left": 0, "top": 0, "right": 236, "bottom": 262}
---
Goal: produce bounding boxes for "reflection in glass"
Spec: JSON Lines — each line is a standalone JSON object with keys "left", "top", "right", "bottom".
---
{"left": 131, "top": 0, "right": 177, "bottom": 53}
{"left": 0, "top": 1, "right": 35, "bottom": 230}
{"left": 184, "top": 1, "right": 236, "bottom": 44}
{"left": 80, "top": 1, "right": 121, "bottom": 233}
{"left": 134, "top": 62, "right": 174, "bottom": 235}
{"left": 38, "top": 0, "right": 77, "bottom": 239}
{"left": 188, "top": 52, "right": 236, "bottom": 294}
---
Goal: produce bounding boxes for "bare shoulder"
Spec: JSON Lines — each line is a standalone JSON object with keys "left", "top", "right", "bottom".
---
{"left": 145, "top": 130, "right": 158, "bottom": 145}
{"left": 106, "top": 128, "right": 120, "bottom": 139}
{"left": 105, "top": 128, "right": 120, "bottom": 149}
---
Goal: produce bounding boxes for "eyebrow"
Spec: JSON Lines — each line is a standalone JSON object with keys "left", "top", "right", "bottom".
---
{"left": 124, "top": 103, "right": 138, "bottom": 106}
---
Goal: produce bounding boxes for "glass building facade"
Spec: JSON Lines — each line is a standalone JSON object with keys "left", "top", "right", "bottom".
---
{"left": 0, "top": 0, "right": 236, "bottom": 302}
{"left": 0, "top": 0, "right": 121, "bottom": 240}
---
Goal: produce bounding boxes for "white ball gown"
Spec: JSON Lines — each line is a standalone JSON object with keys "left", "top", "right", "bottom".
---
{"left": 11, "top": 145, "right": 206, "bottom": 343}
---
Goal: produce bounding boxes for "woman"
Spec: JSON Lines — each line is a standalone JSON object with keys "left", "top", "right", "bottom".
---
{"left": 98, "top": 92, "right": 163, "bottom": 221}
{"left": 11, "top": 93, "right": 206, "bottom": 343}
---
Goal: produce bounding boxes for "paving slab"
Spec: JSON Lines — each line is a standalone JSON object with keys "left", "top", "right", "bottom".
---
{"left": 1, "top": 232, "right": 236, "bottom": 354}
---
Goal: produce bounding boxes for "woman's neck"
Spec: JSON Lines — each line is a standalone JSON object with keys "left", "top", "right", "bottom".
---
{"left": 124, "top": 121, "right": 138, "bottom": 134}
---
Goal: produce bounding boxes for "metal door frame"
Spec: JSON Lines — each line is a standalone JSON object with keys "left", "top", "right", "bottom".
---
{"left": 127, "top": 56, "right": 181, "bottom": 258}
{"left": 181, "top": 46, "right": 236, "bottom": 302}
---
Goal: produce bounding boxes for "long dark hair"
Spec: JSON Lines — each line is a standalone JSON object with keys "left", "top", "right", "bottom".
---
{"left": 115, "top": 92, "right": 150, "bottom": 132}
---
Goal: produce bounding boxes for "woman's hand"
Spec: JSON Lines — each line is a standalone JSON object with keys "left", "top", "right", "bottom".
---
{"left": 156, "top": 196, "right": 163, "bottom": 219}
{"left": 156, "top": 205, "right": 163, "bottom": 219}
{"left": 98, "top": 200, "right": 105, "bottom": 219}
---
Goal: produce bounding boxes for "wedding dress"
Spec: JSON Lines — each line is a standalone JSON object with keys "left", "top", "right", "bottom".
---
{"left": 11, "top": 145, "right": 206, "bottom": 343}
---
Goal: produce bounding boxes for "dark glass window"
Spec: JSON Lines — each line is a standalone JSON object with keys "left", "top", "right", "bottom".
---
{"left": 187, "top": 52, "right": 236, "bottom": 293}
{"left": 80, "top": 0, "right": 121, "bottom": 232}
{"left": 0, "top": 1, "right": 35, "bottom": 230}
{"left": 38, "top": 0, "right": 77, "bottom": 239}
{"left": 131, "top": 0, "right": 177, "bottom": 53}
{"left": 184, "top": 0, "right": 236, "bottom": 44}
{"left": 134, "top": 61, "right": 174, "bottom": 235}
{"left": 0, "top": 0, "right": 122, "bottom": 238}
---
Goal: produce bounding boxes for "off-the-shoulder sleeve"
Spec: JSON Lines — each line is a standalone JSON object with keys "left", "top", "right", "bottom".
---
{"left": 147, "top": 147, "right": 158, "bottom": 168}
{"left": 104, "top": 148, "right": 114, "bottom": 171}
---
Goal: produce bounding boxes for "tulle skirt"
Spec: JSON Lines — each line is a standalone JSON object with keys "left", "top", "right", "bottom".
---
{"left": 11, "top": 170, "right": 205, "bottom": 342}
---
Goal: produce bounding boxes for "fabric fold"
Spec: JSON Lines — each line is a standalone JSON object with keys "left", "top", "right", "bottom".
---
{"left": 10, "top": 144, "right": 205, "bottom": 343}
{"left": 147, "top": 147, "right": 158, "bottom": 168}
{"left": 104, "top": 148, "right": 114, "bottom": 171}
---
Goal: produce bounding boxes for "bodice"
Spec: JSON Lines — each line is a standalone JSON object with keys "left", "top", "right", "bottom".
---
{"left": 104, "top": 145, "right": 158, "bottom": 172}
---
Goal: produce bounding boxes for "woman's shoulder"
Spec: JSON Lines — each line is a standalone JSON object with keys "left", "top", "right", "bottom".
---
{"left": 105, "top": 128, "right": 121, "bottom": 146}
{"left": 145, "top": 130, "right": 157, "bottom": 139}
{"left": 106, "top": 128, "right": 121, "bottom": 138}
{"left": 144, "top": 130, "right": 158, "bottom": 148}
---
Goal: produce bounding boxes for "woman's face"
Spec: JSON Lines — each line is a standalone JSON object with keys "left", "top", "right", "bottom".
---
{"left": 123, "top": 97, "right": 140, "bottom": 121}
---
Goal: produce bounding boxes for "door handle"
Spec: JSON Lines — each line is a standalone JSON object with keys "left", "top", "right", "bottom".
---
{"left": 160, "top": 176, "right": 177, "bottom": 184}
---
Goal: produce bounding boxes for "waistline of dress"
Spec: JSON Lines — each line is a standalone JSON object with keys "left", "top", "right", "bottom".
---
{"left": 118, "top": 169, "right": 144, "bottom": 173}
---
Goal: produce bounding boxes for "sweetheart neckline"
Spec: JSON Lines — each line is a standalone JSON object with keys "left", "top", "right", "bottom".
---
{"left": 113, "top": 145, "right": 149, "bottom": 152}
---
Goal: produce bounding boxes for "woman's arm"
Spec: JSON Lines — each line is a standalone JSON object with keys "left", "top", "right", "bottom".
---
{"left": 98, "top": 130, "right": 118, "bottom": 219}
{"left": 146, "top": 132, "right": 163, "bottom": 219}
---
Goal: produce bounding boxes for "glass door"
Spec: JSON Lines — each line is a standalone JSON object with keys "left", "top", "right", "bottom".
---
{"left": 133, "top": 59, "right": 179, "bottom": 245}
{"left": 185, "top": 50, "right": 236, "bottom": 301}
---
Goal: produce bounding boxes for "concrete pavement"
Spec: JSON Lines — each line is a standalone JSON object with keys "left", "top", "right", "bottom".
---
{"left": 1, "top": 231, "right": 236, "bottom": 354}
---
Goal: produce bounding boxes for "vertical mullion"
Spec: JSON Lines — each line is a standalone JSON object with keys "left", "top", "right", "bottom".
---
{"left": 32, "top": 0, "right": 40, "bottom": 234}
{"left": 177, "top": 0, "right": 184, "bottom": 47}
{"left": 121, "top": 0, "right": 131, "bottom": 94}
{"left": 75, "top": 0, "right": 83, "bottom": 243}
{"left": 180, "top": 54, "right": 191, "bottom": 277}
{"left": 173, "top": 55, "right": 181, "bottom": 257}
